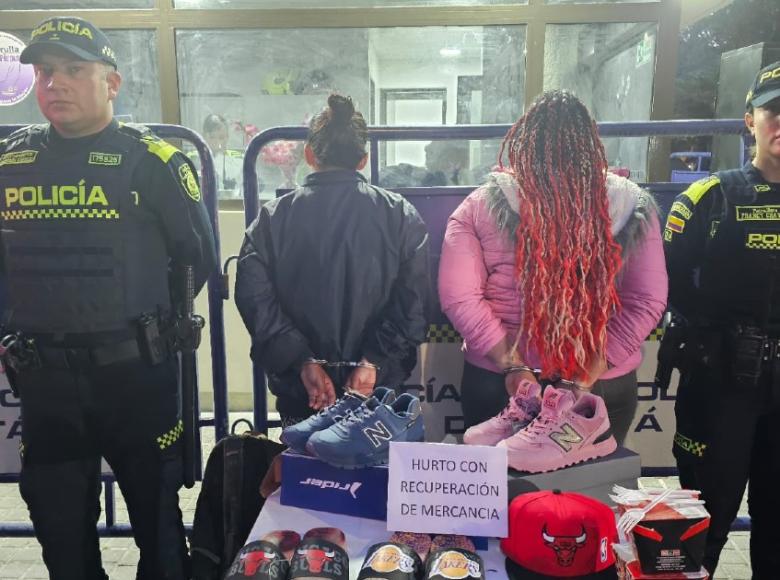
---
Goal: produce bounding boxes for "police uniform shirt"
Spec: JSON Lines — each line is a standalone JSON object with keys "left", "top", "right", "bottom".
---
{"left": 664, "top": 163, "right": 780, "bottom": 326}
{"left": 0, "top": 120, "right": 217, "bottom": 336}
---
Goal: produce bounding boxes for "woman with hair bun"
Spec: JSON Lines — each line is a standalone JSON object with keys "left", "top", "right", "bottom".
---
{"left": 235, "top": 94, "right": 431, "bottom": 426}
{"left": 439, "top": 91, "right": 667, "bottom": 469}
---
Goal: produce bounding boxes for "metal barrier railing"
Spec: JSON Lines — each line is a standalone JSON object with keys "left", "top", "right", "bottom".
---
{"left": 241, "top": 118, "right": 748, "bottom": 432}
{"left": 241, "top": 119, "right": 751, "bottom": 531}
{"left": 0, "top": 123, "right": 229, "bottom": 535}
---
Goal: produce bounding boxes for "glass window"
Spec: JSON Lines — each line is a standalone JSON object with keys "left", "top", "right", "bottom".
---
{"left": 0, "top": 29, "right": 161, "bottom": 126}
{"left": 544, "top": 23, "right": 657, "bottom": 181}
{"left": 0, "top": 0, "right": 151, "bottom": 7}
{"left": 176, "top": 0, "right": 525, "bottom": 8}
{"left": 177, "top": 25, "right": 525, "bottom": 200}
{"left": 547, "top": 0, "right": 655, "bottom": 4}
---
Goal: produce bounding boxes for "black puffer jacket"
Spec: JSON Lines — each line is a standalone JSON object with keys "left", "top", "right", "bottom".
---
{"left": 235, "top": 169, "right": 431, "bottom": 418}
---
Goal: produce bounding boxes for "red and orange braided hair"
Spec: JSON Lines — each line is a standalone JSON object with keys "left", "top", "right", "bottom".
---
{"left": 498, "top": 90, "right": 622, "bottom": 381}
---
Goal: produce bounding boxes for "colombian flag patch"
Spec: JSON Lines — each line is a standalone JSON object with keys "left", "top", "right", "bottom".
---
{"left": 666, "top": 215, "right": 685, "bottom": 233}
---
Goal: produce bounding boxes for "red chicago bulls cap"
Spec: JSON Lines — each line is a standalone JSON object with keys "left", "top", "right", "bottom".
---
{"left": 501, "top": 490, "right": 618, "bottom": 579}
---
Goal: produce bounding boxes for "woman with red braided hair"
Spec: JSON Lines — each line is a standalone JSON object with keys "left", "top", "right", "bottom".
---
{"left": 439, "top": 91, "right": 667, "bottom": 471}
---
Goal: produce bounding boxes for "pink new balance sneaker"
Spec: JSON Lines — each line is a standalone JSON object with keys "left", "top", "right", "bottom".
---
{"left": 463, "top": 379, "right": 542, "bottom": 446}
{"left": 497, "top": 386, "right": 617, "bottom": 473}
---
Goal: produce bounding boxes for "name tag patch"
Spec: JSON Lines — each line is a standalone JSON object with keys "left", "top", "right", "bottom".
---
{"left": 88, "top": 152, "right": 122, "bottom": 166}
{"left": 736, "top": 205, "right": 780, "bottom": 221}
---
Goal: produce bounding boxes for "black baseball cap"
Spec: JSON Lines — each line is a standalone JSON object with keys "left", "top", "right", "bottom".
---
{"left": 746, "top": 60, "right": 780, "bottom": 110}
{"left": 20, "top": 17, "right": 117, "bottom": 69}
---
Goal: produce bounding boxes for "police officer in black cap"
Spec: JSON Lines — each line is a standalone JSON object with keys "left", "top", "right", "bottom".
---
{"left": 0, "top": 16, "right": 217, "bottom": 580}
{"left": 662, "top": 61, "right": 780, "bottom": 576}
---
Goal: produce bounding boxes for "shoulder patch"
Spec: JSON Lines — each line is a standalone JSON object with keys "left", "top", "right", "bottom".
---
{"left": 670, "top": 200, "right": 693, "bottom": 220}
{"left": 1, "top": 124, "right": 46, "bottom": 153}
{"left": 178, "top": 161, "right": 201, "bottom": 202}
{"left": 0, "top": 150, "right": 38, "bottom": 166}
{"left": 143, "top": 135, "right": 179, "bottom": 164}
{"left": 682, "top": 175, "right": 720, "bottom": 206}
{"left": 117, "top": 122, "right": 152, "bottom": 140}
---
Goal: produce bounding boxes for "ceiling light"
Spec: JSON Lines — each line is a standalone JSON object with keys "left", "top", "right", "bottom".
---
{"left": 439, "top": 47, "right": 462, "bottom": 58}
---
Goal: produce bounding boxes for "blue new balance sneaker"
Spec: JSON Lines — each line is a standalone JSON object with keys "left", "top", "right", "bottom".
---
{"left": 280, "top": 386, "right": 396, "bottom": 453}
{"left": 306, "top": 393, "right": 425, "bottom": 468}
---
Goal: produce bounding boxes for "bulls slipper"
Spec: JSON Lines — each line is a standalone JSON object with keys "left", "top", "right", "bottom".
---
{"left": 425, "top": 548, "right": 485, "bottom": 580}
{"left": 389, "top": 532, "right": 433, "bottom": 562}
{"left": 358, "top": 542, "right": 424, "bottom": 580}
{"left": 266, "top": 529, "right": 302, "bottom": 561}
{"left": 225, "top": 530, "right": 301, "bottom": 579}
{"left": 289, "top": 527, "right": 349, "bottom": 580}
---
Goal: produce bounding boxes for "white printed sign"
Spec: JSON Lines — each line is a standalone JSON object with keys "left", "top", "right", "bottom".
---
{"left": 387, "top": 441, "right": 508, "bottom": 538}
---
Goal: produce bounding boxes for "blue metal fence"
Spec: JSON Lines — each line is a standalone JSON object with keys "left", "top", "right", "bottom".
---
{"left": 242, "top": 118, "right": 749, "bottom": 433}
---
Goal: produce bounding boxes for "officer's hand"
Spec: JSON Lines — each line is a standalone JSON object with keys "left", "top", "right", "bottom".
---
{"left": 344, "top": 360, "right": 377, "bottom": 397}
{"left": 300, "top": 363, "right": 336, "bottom": 410}
{"left": 505, "top": 369, "right": 540, "bottom": 398}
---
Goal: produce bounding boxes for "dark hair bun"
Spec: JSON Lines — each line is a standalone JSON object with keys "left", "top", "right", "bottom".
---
{"left": 308, "top": 93, "right": 367, "bottom": 169}
{"left": 328, "top": 94, "right": 355, "bottom": 125}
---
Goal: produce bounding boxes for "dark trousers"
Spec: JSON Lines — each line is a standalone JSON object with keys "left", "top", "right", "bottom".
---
{"left": 17, "top": 356, "right": 189, "bottom": 580}
{"left": 674, "top": 347, "right": 780, "bottom": 577}
{"left": 460, "top": 362, "right": 638, "bottom": 446}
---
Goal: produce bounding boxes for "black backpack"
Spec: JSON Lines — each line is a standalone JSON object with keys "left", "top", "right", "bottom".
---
{"left": 191, "top": 431, "right": 285, "bottom": 579}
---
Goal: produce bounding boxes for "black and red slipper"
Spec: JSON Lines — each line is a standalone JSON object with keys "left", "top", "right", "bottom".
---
{"left": 288, "top": 527, "right": 349, "bottom": 580}
{"left": 225, "top": 538, "right": 293, "bottom": 580}
{"left": 358, "top": 542, "right": 424, "bottom": 580}
{"left": 424, "top": 548, "right": 485, "bottom": 580}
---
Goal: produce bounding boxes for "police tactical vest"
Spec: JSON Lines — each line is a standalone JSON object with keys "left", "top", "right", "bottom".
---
{"left": 698, "top": 168, "right": 780, "bottom": 327}
{"left": 0, "top": 122, "right": 171, "bottom": 334}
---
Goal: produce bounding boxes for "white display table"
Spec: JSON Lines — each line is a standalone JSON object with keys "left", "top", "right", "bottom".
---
{"left": 246, "top": 491, "right": 509, "bottom": 579}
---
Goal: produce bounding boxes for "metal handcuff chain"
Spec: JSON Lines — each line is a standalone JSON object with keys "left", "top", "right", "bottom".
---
{"left": 502, "top": 364, "right": 590, "bottom": 393}
{"left": 0, "top": 333, "right": 19, "bottom": 356}
{"left": 303, "top": 358, "right": 381, "bottom": 371}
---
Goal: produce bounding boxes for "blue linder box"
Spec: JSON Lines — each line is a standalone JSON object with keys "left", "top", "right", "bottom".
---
{"left": 279, "top": 450, "right": 488, "bottom": 550}
{"left": 280, "top": 450, "right": 390, "bottom": 521}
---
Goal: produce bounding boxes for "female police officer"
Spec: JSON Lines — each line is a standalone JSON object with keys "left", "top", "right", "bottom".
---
{"left": 664, "top": 61, "right": 780, "bottom": 576}
{"left": 0, "top": 16, "right": 217, "bottom": 580}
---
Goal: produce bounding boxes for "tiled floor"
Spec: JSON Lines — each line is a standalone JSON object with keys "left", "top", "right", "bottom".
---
{"left": 0, "top": 419, "right": 753, "bottom": 579}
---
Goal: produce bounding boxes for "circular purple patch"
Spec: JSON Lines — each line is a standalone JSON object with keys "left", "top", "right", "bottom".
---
{"left": 0, "top": 32, "right": 35, "bottom": 107}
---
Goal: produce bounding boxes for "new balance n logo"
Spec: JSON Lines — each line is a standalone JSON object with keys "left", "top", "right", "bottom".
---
{"left": 549, "top": 423, "right": 583, "bottom": 451}
{"left": 363, "top": 421, "right": 393, "bottom": 448}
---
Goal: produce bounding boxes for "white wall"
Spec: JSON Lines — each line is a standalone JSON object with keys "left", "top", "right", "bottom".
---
{"left": 374, "top": 57, "right": 482, "bottom": 167}
{"left": 376, "top": 58, "right": 483, "bottom": 126}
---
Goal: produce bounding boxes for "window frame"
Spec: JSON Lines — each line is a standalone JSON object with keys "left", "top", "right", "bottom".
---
{"left": 0, "top": 0, "right": 680, "bottom": 179}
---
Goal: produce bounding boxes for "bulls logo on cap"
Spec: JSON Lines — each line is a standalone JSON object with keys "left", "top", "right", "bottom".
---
{"left": 541, "top": 524, "right": 587, "bottom": 567}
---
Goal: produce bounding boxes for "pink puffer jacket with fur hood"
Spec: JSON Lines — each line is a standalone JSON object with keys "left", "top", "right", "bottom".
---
{"left": 438, "top": 172, "right": 668, "bottom": 379}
